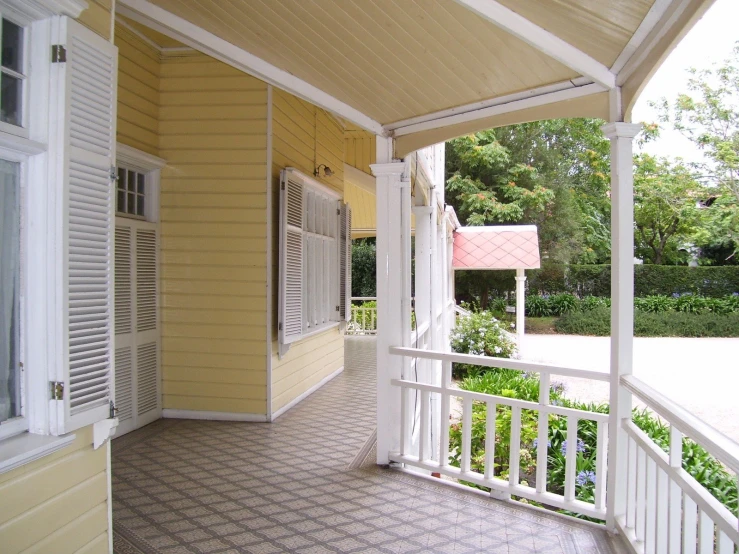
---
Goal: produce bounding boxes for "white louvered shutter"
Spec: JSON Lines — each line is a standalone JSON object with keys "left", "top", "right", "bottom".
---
{"left": 279, "top": 169, "right": 305, "bottom": 345}
{"left": 49, "top": 18, "right": 118, "bottom": 434}
{"left": 338, "top": 203, "right": 352, "bottom": 322}
{"left": 114, "top": 226, "right": 133, "bottom": 431}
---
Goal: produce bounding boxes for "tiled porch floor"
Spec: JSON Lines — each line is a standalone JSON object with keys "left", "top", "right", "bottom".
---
{"left": 112, "top": 337, "right": 620, "bottom": 554}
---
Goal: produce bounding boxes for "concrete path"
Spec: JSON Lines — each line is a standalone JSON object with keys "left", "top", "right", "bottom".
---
{"left": 520, "top": 335, "right": 739, "bottom": 443}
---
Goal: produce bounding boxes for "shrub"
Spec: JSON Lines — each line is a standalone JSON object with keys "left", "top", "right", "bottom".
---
{"left": 579, "top": 295, "right": 610, "bottom": 311}
{"left": 634, "top": 295, "right": 672, "bottom": 313}
{"left": 549, "top": 293, "right": 578, "bottom": 316}
{"left": 450, "top": 311, "right": 516, "bottom": 378}
{"left": 555, "top": 307, "right": 739, "bottom": 337}
{"left": 525, "top": 295, "right": 551, "bottom": 317}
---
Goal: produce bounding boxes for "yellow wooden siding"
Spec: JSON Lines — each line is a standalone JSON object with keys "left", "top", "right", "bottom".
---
{"left": 343, "top": 181, "right": 376, "bottom": 239}
{"left": 0, "top": 427, "right": 109, "bottom": 554}
{"left": 77, "top": 0, "right": 112, "bottom": 41}
{"left": 271, "top": 88, "right": 345, "bottom": 414}
{"left": 344, "top": 129, "right": 375, "bottom": 175}
{"left": 115, "top": 23, "right": 161, "bottom": 156}
{"left": 159, "top": 53, "right": 270, "bottom": 415}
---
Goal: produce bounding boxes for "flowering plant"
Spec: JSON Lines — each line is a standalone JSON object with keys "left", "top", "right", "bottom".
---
{"left": 450, "top": 310, "right": 516, "bottom": 378}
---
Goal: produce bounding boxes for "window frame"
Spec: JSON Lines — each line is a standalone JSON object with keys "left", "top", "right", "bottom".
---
{"left": 115, "top": 143, "right": 165, "bottom": 223}
{"left": 0, "top": 11, "right": 30, "bottom": 139}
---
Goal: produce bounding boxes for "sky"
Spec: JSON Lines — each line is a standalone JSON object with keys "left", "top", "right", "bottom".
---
{"left": 632, "top": 0, "right": 739, "bottom": 163}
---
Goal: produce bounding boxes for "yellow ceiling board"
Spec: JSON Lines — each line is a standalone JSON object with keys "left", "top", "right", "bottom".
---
{"left": 145, "top": 0, "right": 578, "bottom": 124}
{"left": 495, "top": 0, "right": 654, "bottom": 67}
{"left": 395, "top": 92, "right": 610, "bottom": 157}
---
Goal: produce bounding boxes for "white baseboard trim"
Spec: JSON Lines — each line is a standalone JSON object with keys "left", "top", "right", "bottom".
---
{"left": 162, "top": 409, "right": 268, "bottom": 422}
{"left": 271, "top": 365, "right": 344, "bottom": 421}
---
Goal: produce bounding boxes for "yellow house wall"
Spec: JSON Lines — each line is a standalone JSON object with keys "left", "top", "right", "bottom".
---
{"left": 159, "top": 53, "right": 269, "bottom": 415}
{"left": 0, "top": 429, "right": 109, "bottom": 554}
{"left": 0, "top": 14, "right": 115, "bottom": 554}
{"left": 115, "top": 23, "right": 160, "bottom": 156}
{"left": 270, "top": 88, "right": 345, "bottom": 415}
{"left": 344, "top": 129, "right": 375, "bottom": 175}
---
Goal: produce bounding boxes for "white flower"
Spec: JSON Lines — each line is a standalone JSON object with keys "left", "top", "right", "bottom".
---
{"left": 510, "top": 323, "right": 515, "bottom": 328}
{"left": 494, "top": 346, "right": 502, "bottom": 354}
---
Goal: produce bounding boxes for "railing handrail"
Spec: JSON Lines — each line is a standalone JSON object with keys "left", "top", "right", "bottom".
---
{"left": 389, "top": 346, "right": 610, "bottom": 383}
{"left": 392, "top": 378, "right": 608, "bottom": 423}
{"left": 453, "top": 304, "right": 471, "bottom": 317}
{"left": 621, "top": 374, "right": 739, "bottom": 475}
{"left": 351, "top": 296, "right": 377, "bottom": 302}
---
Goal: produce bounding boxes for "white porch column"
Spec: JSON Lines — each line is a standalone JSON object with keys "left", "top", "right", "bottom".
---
{"left": 413, "top": 205, "right": 433, "bottom": 341}
{"left": 372, "top": 137, "right": 412, "bottom": 465}
{"left": 515, "top": 268, "right": 526, "bottom": 348}
{"left": 603, "top": 121, "right": 641, "bottom": 531}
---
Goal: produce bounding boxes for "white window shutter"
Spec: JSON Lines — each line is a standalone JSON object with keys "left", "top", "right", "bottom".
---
{"left": 338, "top": 203, "right": 352, "bottom": 322}
{"left": 49, "top": 18, "right": 118, "bottom": 434}
{"left": 279, "top": 169, "right": 305, "bottom": 345}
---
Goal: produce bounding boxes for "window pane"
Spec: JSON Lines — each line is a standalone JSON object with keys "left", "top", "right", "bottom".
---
{"left": 117, "top": 189, "right": 125, "bottom": 213}
{"left": 0, "top": 72, "right": 21, "bottom": 126}
{"left": 2, "top": 20, "right": 23, "bottom": 73}
{"left": 127, "top": 170, "right": 137, "bottom": 193}
{"left": 0, "top": 160, "right": 20, "bottom": 422}
{"left": 137, "top": 173, "right": 145, "bottom": 194}
{"left": 136, "top": 194, "right": 144, "bottom": 216}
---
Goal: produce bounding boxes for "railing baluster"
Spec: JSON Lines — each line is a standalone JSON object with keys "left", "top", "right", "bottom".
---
{"left": 461, "top": 397, "right": 472, "bottom": 474}
{"left": 595, "top": 420, "right": 608, "bottom": 511}
{"left": 485, "top": 401, "right": 496, "bottom": 480}
{"left": 536, "top": 373, "right": 550, "bottom": 494}
{"left": 646, "top": 457, "right": 657, "bottom": 554}
{"left": 400, "top": 385, "right": 410, "bottom": 456}
{"left": 439, "top": 360, "right": 451, "bottom": 468}
{"left": 419, "top": 390, "right": 430, "bottom": 462}
{"left": 698, "top": 511, "right": 714, "bottom": 554}
{"left": 509, "top": 406, "right": 522, "bottom": 487}
{"left": 627, "top": 435, "right": 637, "bottom": 530}
{"left": 668, "top": 426, "right": 683, "bottom": 554}
{"left": 636, "top": 445, "right": 647, "bottom": 543}
{"left": 564, "top": 416, "right": 578, "bottom": 502}
{"left": 717, "top": 531, "right": 733, "bottom": 554}
{"left": 683, "top": 488, "right": 698, "bottom": 554}
{"left": 657, "top": 468, "right": 669, "bottom": 554}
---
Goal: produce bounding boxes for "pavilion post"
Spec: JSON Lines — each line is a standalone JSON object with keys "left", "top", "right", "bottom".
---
{"left": 515, "top": 268, "right": 526, "bottom": 349}
{"left": 373, "top": 137, "right": 412, "bottom": 465}
{"left": 602, "top": 121, "right": 642, "bottom": 531}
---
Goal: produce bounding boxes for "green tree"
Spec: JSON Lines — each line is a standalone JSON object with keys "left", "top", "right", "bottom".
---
{"left": 633, "top": 154, "right": 704, "bottom": 264}
{"left": 653, "top": 44, "right": 739, "bottom": 261}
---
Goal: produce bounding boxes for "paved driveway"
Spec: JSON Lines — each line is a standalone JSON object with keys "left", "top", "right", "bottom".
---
{"left": 520, "top": 334, "right": 739, "bottom": 443}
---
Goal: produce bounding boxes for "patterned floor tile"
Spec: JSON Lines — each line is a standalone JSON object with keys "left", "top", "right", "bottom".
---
{"left": 113, "top": 337, "right": 619, "bottom": 554}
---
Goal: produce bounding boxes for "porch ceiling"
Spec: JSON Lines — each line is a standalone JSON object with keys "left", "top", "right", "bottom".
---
{"left": 119, "top": 0, "right": 716, "bottom": 154}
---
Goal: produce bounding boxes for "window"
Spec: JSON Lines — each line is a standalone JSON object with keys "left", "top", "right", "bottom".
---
{"left": 278, "top": 168, "right": 351, "bottom": 354}
{"left": 0, "top": 17, "right": 26, "bottom": 130}
{"left": 0, "top": 160, "right": 20, "bottom": 428}
{"left": 117, "top": 166, "right": 146, "bottom": 218}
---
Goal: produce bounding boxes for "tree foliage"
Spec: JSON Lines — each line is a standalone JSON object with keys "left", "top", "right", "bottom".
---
{"left": 653, "top": 44, "right": 739, "bottom": 262}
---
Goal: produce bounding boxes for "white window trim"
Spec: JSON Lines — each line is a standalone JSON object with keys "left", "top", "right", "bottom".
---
{"left": 116, "top": 143, "right": 165, "bottom": 223}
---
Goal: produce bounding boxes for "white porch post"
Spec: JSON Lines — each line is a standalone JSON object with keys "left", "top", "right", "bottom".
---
{"left": 372, "top": 137, "right": 412, "bottom": 465}
{"left": 603, "top": 121, "right": 641, "bottom": 531}
{"left": 413, "top": 205, "right": 433, "bottom": 341}
{"left": 515, "top": 268, "right": 526, "bottom": 348}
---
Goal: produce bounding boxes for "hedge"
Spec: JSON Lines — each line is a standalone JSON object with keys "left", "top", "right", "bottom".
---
{"left": 527, "top": 264, "right": 739, "bottom": 298}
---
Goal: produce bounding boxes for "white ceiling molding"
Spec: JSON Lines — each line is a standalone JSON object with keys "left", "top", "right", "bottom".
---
{"left": 386, "top": 78, "right": 594, "bottom": 131}
{"left": 392, "top": 83, "right": 606, "bottom": 137}
{"left": 616, "top": 0, "right": 692, "bottom": 86}
{"left": 117, "top": 0, "right": 385, "bottom": 136}
{"left": 344, "top": 164, "right": 376, "bottom": 195}
{"left": 0, "top": 0, "right": 87, "bottom": 23}
{"left": 610, "top": 0, "right": 673, "bottom": 75}
{"left": 452, "top": 0, "right": 616, "bottom": 89}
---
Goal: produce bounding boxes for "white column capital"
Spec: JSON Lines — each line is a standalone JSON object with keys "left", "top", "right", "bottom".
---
{"left": 514, "top": 276, "right": 527, "bottom": 282}
{"left": 370, "top": 162, "right": 406, "bottom": 178}
{"left": 601, "top": 122, "right": 642, "bottom": 140}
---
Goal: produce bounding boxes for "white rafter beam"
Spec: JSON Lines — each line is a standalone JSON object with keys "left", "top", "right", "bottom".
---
{"left": 117, "top": 0, "right": 385, "bottom": 136}
{"left": 452, "top": 0, "right": 616, "bottom": 89}
{"left": 391, "top": 83, "right": 607, "bottom": 137}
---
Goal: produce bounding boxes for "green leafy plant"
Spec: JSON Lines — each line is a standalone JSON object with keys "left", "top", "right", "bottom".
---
{"left": 579, "top": 295, "right": 610, "bottom": 311}
{"left": 549, "top": 293, "right": 578, "bottom": 316}
{"left": 525, "top": 295, "right": 552, "bottom": 317}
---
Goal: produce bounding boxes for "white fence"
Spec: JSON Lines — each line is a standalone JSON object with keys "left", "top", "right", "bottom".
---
{"left": 348, "top": 297, "right": 377, "bottom": 335}
{"left": 617, "top": 375, "right": 739, "bottom": 554}
{"left": 388, "top": 346, "right": 610, "bottom": 519}
{"left": 386, "top": 346, "right": 739, "bottom": 550}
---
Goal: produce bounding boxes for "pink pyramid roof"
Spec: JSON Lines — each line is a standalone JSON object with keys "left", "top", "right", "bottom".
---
{"left": 453, "top": 225, "right": 540, "bottom": 270}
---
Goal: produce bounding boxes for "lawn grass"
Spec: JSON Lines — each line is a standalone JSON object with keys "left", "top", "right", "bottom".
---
{"left": 524, "top": 316, "right": 559, "bottom": 334}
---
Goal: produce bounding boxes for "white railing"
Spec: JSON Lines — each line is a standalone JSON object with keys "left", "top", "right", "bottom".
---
{"left": 348, "top": 297, "right": 377, "bottom": 335}
{"left": 388, "top": 346, "right": 610, "bottom": 520}
{"left": 617, "top": 375, "right": 739, "bottom": 554}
